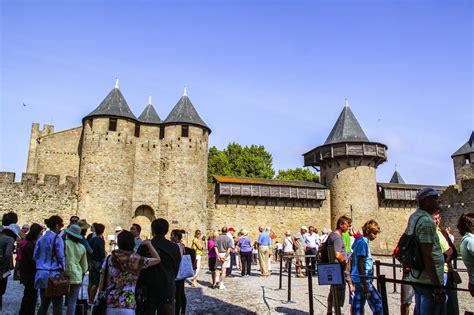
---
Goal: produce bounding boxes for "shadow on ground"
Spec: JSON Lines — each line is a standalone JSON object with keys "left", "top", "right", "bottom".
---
{"left": 186, "top": 286, "right": 260, "bottom": 314}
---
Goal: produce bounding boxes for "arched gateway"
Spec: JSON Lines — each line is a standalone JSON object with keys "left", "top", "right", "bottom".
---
{"left": 133, "top": 205, "right": 155, "bottom": 239}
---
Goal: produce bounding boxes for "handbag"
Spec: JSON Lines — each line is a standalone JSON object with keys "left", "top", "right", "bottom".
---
{"left": 45, "top": 235, "right": 70, "bottom": 298}
{"left": 176, "top": 254, "right": 194, "bottom": 280}
{"left": 451, "top": 270, "right": 462, "bottom": 284}
{"left": 92, "top": 255, "right": 110, "bottom": 315}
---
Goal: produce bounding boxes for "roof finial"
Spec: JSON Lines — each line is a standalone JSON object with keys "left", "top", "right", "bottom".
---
{"left": 395, "top": 163, "right": 398, "bottom": 172}
{"left": 148, "top": 95, "right": 152, "bottom": 105}
{"left": 344, "top": 97, "right": 349, "bottom": 107}
{"left": 115, "top": 77, "right": 119, "bottom": 89}
{"left": 183, "top": 85, "right": 187, "bottom": 97}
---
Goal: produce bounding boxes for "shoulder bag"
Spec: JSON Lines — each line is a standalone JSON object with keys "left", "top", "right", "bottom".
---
{"left": 92, "top": 255, "right": 110, "bottom": 315}
{"left": 45, "top": 235, "right": 70, "bottom": 298}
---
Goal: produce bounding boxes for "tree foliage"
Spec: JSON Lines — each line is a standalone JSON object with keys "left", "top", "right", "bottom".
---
{"left": 275, "top": 167, "right": 320, "bottom": 182}
{"left": 208, "top": 143, "right": 275, "bottom": 180}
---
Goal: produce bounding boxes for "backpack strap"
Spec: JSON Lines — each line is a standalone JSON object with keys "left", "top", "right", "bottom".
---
{"left": 411, "top": 215, "right": 424, "bottom": 236}
{"left": 410, "top": 215, "right": 425, "bottom": 279}
{"left": 50, "top": 234, "right": 59, "bottom": 272}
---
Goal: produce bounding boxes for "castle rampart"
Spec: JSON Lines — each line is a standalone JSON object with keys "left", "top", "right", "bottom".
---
{"left": 440, "top": 178, "right": 474, "bottom": 242}
{"left": 0, "top": 172, "right": 78, "bottom": 225}
{"left": 207, "top": 181, "right": 331, "bottom": 243}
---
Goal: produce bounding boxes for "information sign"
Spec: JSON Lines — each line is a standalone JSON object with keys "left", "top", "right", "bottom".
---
{"left": 317, "top": 263, "right": 344, "bottom": 285}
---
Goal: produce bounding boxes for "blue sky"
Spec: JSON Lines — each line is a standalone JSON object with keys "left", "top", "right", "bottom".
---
{"left": 1, "top": 0, "right": 472, "bottom": 186}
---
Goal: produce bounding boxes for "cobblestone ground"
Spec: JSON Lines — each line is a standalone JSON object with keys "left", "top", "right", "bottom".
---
{"left": 3, "top": 260, "right": 472, "bottom": 314}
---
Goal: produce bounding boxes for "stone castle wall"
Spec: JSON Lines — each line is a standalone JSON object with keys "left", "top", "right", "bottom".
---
{"left": 0, "top": 172, "right": 78, "bottom": 225}
{"left": 132, "top": 124, "right": 162, "bottom": 214}
{"left": 375, "top": 203, "right": 416, "bottom": 252}
{"left": 26, "top": 124, "right": 82, "bottom": 183}
{"left": 206, "top": 183, "right": 331, "bottom": 244}
{"left": 440, "top": 178, "right": 474, "bottom": 242}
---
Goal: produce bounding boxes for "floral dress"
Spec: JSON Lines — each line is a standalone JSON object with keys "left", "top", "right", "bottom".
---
{"left": 103, "top": 252, "right": 149, "bottom": 314}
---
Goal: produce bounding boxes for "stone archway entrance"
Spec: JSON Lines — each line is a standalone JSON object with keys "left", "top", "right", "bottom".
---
{"left": 133, "top": 205, "right": 155, "bottom": 240}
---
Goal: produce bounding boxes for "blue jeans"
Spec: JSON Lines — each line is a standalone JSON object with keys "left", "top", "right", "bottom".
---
{"left": 413, "top": 284, "right": 447, "bottom": 315}
{"left": 66, "top": 284, "right": 82, "bottom": 315}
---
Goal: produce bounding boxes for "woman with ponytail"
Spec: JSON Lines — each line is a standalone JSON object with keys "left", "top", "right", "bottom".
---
{"left": 34, "top": 215, "right": 65, "bottom": 315}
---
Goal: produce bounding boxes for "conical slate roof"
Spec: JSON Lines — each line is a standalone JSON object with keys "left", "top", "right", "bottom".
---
{"left": 164, "top": 95, "right": 210, "bottom": 132}
{"left": 390, "top": 170, "right": 406, "bottom": 184}
{"left": 324, "top": 104, "right": 369, "bottom": 145}
{"left": 139, "top": 104, "right": 162, "bottom": 124}
{"left": 84, "top": 87, "right": 137, "bottom": 121}
{"left": 452, "top": 131, "right": 474, "bottom": 157}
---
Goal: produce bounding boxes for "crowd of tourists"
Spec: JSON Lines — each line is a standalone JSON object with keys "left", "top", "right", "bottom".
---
{"left": 0, "top": 214, "right": 188, "bottom": 314}
{"left": 316, "top": 187, "right": 474, "bottom": 315}
{"left": 0, "top": 185, "right": 472, "bottom": 314}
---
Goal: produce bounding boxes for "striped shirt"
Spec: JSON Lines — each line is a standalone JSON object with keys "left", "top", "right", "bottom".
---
{"left": 406, "top": 209, "right": 444, "bottom": 285}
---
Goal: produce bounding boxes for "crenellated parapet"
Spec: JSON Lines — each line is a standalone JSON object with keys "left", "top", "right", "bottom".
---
{"left": 0, "top": 171, "right": 77, "bottom": 191}
{"left": 0, "top": 171, "right": 78, "bottom": 225}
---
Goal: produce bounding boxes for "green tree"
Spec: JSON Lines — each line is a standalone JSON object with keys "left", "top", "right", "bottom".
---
{"left": 207, "top": 143, "right": 275, "bottom": 180}
{"left": 275, "top": 167, "right": 320, "bottom": 182}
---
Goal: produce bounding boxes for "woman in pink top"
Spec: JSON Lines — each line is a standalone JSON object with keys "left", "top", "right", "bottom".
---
{"left": 207, "top": 231, "right": 218, "bottom": 288}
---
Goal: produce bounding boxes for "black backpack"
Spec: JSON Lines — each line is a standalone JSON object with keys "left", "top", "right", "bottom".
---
{"left": 395, "top": 216, "right": 424, "bottom": 277}
{"left": 317, "top": 240, "right": 329, "bottom": 263}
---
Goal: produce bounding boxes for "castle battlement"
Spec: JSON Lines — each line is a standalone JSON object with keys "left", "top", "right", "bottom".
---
{"left": 0, "top": 171, "right": 77, "bottom": 189}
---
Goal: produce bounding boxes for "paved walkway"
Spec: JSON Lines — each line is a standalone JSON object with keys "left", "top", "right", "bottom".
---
{"left": 3, "top": 260, "right": 472, "bottom": 314}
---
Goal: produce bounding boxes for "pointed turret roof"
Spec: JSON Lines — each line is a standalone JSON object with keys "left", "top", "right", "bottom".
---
{"left": 164, "top": 87, "right": 210, "bottom": 132}
{"left": 390, "top": 170, "right": 406, "bottom": 184}
{"left": 84, "top": 80, "right": 137, "bottom": 121}
{"left": 452, "top": 131, "right": 474, "bottom": 157}
{"left": 138, "top": 96, "right": 162, "bottom": 124}
{"left": 324, "top": 99, "right": 369, "bottom": 145}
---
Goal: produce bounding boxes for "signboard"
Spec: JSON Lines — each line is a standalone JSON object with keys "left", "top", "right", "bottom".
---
{"left": 317, "top": 263, "right": 344, "bottom": 285}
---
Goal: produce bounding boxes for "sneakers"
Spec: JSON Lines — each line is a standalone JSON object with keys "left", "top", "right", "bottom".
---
{"left": 218, "top": 283, "right": 226, "bottom": 289}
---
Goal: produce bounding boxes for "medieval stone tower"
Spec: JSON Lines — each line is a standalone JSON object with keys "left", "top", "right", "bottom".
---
{"left": 303, "top": 100, "right": 387, "bottom": 230}
{"left": 77, "top": 81, "right": 210, "bottom": 236}
{"left": 451, "top": 131, "right": 474, "bottom": 190}
{"left": 158, "top": 87, "right": 210, "bottom": 232}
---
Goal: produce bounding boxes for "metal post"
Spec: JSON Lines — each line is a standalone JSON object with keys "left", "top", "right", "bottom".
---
{"left": 279, "top": 250, "right": 283, "bottom": 289}
{"left": 287, "top": 256, "right": 293, "bottom": 302}
{"left": 392, "top": 255, "right": 397, "bottom": 293}
{"left": 375, "top": 260, "right": 381, "bottom": 292}
{"left": 379, "top": 274, "right": 390, "bottom": 315}
{"left": 327, "top": 245, "right": 341, "bottom": 315}
{"left": 307, "top": 264, "right": 314, "bottom": 315}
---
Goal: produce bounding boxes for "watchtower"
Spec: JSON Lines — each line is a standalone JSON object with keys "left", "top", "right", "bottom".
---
{"left": 303, "top": 99, "right": 387, "bottom": 230}
{"left": 77, "top": 79, "right": 139, "bottom": 232}
{"left": 159, "top": 87, "right": 211, "bottom": 231}
{"left": 451, "top": 131, "right": 474, "bottom": 190}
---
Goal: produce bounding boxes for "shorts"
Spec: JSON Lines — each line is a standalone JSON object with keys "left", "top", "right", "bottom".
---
{"left": 216, "top": 253, "right": 231, "bottom": 269}
{"left": 401, "top": 273, "right": 414, "bottom": 304}
{"left": 208, "top": 257, "right": 217, "bottom": 271}
{"left": 328, "top": 283, "right": 346, "bottom": 307}
{"left": 295, "top": 248, "right": 305, "bottom": 264}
